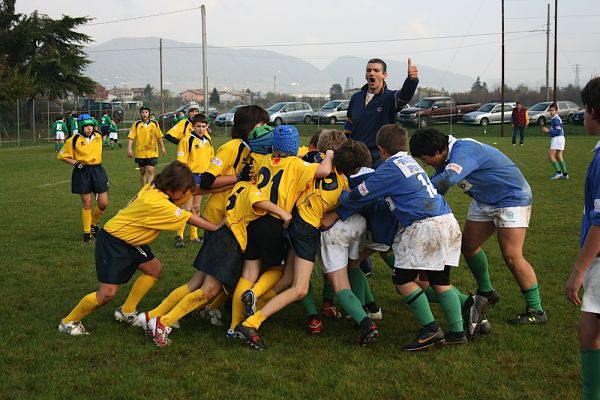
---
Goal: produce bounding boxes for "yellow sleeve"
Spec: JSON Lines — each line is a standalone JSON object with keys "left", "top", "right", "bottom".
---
{"left": 525, "top": 110, "right": 529, "bottom": 125}
{"left": 205, "top": 141, "right": 236, "bottom": 176}
{"left": 176, "top": 136, "right": 189, "bottom": 164}
{"left": 127, "top": 122, "right": 137, "bottom": 140}
{"left": 57, "top": 136, "right": 75, "bottom": 161}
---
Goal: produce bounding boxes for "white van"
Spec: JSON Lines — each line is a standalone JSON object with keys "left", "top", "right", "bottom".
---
{"left": 311, "top": 100, "right": 350, "bottom": 125}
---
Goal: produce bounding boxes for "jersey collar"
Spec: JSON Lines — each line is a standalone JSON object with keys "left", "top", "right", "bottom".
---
{"left": 446, "top": 135, "right": 457, "bottom": 162}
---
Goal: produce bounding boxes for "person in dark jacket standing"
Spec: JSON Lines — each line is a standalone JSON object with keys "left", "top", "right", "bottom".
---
{"left": 511, "top": 101, "right": 528, "bottom": 146}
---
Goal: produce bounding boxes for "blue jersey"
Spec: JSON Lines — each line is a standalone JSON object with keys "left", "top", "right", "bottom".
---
{"left": 340, "top": 152, "right": 452, "bottom": 229}
{"left": 336, "top": 167, "right": 397, "bottom": 246}
{"left": 548, "top": 115, "right": 564, "bottom": 137}
{"left": 581, "top": 141, "right": 600, "bottom": 254}
{"left": 431, "top": 137, "right": 532, "bottom": 208}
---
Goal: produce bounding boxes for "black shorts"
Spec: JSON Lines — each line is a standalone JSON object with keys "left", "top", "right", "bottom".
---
{"left": 392, "top": 265, "right": 452, "bottom": 286}
{"left": 135, "top": 157, "right": 158, "bottom": 167}
{"left": 193, "top": 226, "right": 243, "bottom": 290}
{"left": 287, "top": 209, "right": 320, "bottom": 262}
{"left": 101, "top": 126, "right": 110, "bottom": 135}
{"left": 71, "top": 164, "right": 109, "bottom": 194}
{"left": 244, "top": 214, "right": 287, "bottom": 267}
{"left": 95, "top": 229, "right": 155, "bottom": 284}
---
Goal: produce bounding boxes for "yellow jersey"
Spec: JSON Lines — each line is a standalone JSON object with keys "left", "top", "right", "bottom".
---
{"left": 254, "top": 154, "right": 319, "bottom": 215}
{"left": 176, "top": 133, "right": 214, "bottom": 173}
{"left": 296, "top": 167, "right": 348, "bottom": 228}
{"left": 203, "top": 139, "right": 252, "bottom": 224}
{"left": 224, "top": 182, "right": 268, "bottom": 251}
{"left": 128, "top": 120, "right": 164, "bottom": 158}
{"left": 166, "top": 118, "right": 211, "bottom": 143}
{"left": 104, "top": 184, "right": 192, "bottom": 246}
{"left": 296, "top": 145, "right": 310, "bottom": 158}
{"left": 57, "top": 132, "right": 103, "bottom": 165}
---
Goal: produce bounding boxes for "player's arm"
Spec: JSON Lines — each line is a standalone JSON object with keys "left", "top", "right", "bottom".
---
{"left": 340, "top": 166, "right": 389, "bottom": 212}
{"left": 186, "top": 213, "right": 222, "bottom": 231}
{"left": 566, "top": 225, "right": 600, "bottom": 305}
{"left": 164, "top": 123, "right": 181, "bottom": 144}
{"left": 430, "top": 151, "right": 479, "bottom": 191}
{"left": 253, "top": 200, "right": 292, "bottom": 228}
{"left": 57, "top": 138, "right": 79, "bottom": 166}
{"left": 158, "top": 137, "right": 166, "bottom": 156}
{"left": 394, "top": 58, "right": 419, "bottom": 109}
{"left": 315, "top": 149, "right": 334, "bottom": 178}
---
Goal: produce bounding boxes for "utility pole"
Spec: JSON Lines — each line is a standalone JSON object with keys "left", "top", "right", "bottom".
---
{"left": 553, "top": 0, "right": 558, "bottom": 104}
{"left": 201, "top": 5, "right": 209, "bottom": 116}
{"left": 573, "top": 64, "right": 581, "bottom": 87}
{"left": 500, "top": 0, "right": 505, "bottom": 137}
{"left": 159, "top": 38, "right": 164, "bottom": 131}
{"left": 274, "top": 74, "right": 277, "bottom": 97}
{"left": 546, "top": 3, "right": 550, "bottom": 101}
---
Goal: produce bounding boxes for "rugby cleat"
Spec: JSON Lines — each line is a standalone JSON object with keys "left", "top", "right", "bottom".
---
{"left": 308, "top": 317, "right": 324, "bottom": 335}
{"left": 58, "top": 320, "right": 89, "bottom": 336}
{"left": 320, "top": 303, "right": 342, "bottom": 319}
{"left": 114, "top": 307, "right": 139, "bottom": 326}
{"left": 507, "top": 306, "right": 548, "bottom": 325}
{"left": 462, "top": 294, "right": 488, "bottom": 339}
{"left": 477, "top": 289, "right": 500, "bottom": 306}
{"left": 479, "top": 317, "right": 492, "bottom": 335}
{"left": 90, "top": 225, "right": 99, "bottom": 238}
{"left": 234, "top": 323, "right": 266, "bottom": 351}
{"left": 358, "top": 323, "right": 379, "bottom": 347}
{"left": 174, "top": 235, "right": 185, "bottom": 248}
{"left": 403, "top": 327, "right": 445, "bottom": 351}
{"left": 149, "top": 317, "right": 172, "bottom": 347}
{"left": 241, "top": 289, "right": 257, "bottom": 318}
{"left": 83, "top": 233, "right": 92, "bottom": 243}
{"left": 444, "top": 331, "right": 468, "bottom": 346}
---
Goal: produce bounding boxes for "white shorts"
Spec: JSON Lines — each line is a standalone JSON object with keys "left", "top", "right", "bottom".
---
{"left": 55, "top": 132, "right": 65, "bottom": 140}
{"left": 550, "top": 136, "right": 565, "bottom": 151}
{"left": 363, "top": 230, "right": 390, "bottom": 252}
{"left": 466, "top": 200, "right": 531, "bottom": 228}
{"left": 320, "top": 214, "right": 366, "bottom": 273}
{"left": 109, "top": 132, "right": 118, "bottom": 140}
{"left": 393, "top": 213, "right": 461, "bottom": 271}
{"left": 582, "top": 257, "right": 600, "bottom": 314}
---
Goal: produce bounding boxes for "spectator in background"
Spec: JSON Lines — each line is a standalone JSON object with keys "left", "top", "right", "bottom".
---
{"left": 543, "top": 103, "right": 569, "bottom": 180}
{"left": 52, "top": 114, "right": 68, "bottom": 152}
{"left": 511, "top": 101, "right": 528, "bottom": 146}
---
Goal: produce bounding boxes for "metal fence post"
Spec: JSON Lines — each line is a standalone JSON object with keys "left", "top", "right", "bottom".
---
{"left": 17, "top": 99, "right": 20, "bottom": 147}
{"left": 33, "top": 98, "right": 36, "bottom": 143}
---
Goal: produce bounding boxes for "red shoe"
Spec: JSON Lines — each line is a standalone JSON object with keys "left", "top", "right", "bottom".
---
{"left": 320, "top": 303, "right": 342, "bottom": 319}
{"left": 308, "top": 318, "right": 323, "bottom": 334}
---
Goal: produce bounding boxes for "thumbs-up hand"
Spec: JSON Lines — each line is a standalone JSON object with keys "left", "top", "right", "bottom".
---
{"left": 408, "top": 57, "right": 418, "bottom": 80}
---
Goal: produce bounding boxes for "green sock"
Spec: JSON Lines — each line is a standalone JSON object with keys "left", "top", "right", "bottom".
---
{"left": 453, "top": 287, "right": 470, "bottom": 308}
{"left": 54, "top": 143, "right": 58, "bottom": 151}
{"left": 552, "top": 160, "right": 561, "bottom": 173}
{"left": 404, "top": 288, "right": 435, "bottom": 326}
{"left": 465, "top": 250, "right": 494, "bottom": 293}
{"left": 337, "top": 289, "right": 367, "bottom": 324}
{"left": 438, "top": 288, "right": 464, "bottom": 333}
{"left": 379, "top": 252, "right": 395, "bottom": 270}
{"left": 559, "top": 160, "right": 568, "bottom": 174}
{"left": 302, "top": 281, "right": 319, "bottom": 317}
{"left": 425, "top": 286, "right": 469, "bottom": 308}
{"left": 322, "top": 278, "right": 335, "bottom": 302}
{"left": 363, "top": 273, "right": 375, "bottom": 304}
{"left": 348, "top": 267, "right": 366, "bottom": 305}
{"left": 581, "top": 349, "right": 600, "bottom": 400}
{"left": 522, "top": 283, "right": 543, "bottom": 312}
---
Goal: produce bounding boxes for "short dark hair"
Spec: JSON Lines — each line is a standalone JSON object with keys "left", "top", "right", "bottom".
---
{"left": 231, "top": 105, "right": 269, "bottom": 141}
{"left": 334, "top": 139, "right": 372, "bottom": 176}
{"left": 309, "top": 130, "right": 323, "bottom": 148}
{"left": 192, "top": 113, "right": 208, "bottom": 125}
{"left": 581, "top": 77, "right": 600, "bottom": 123}
{"left": 367, "top": 58, "right": 387, "bottom": 73}
{"left": 153, "top": 161, "right": 195, "bottom": 193}
{"left": 409, "top": 128, "right": 450, "bottom": 158}
{"left": 376, "top": 124, "right": 408, "bottom": 155}
{"left": 549, "top": 103, "right": 558, "bottom": 110}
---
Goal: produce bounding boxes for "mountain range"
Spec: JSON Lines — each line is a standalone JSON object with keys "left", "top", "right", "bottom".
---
{"left": 84, "top": 37, "right": 476, "bottom": 95}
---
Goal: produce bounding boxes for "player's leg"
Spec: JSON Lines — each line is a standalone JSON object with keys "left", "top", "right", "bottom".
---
{"left": 430, "top": 268, "right": 467, "bottom": 345}
{"left": 138, "top": 164, "right": 147, "bottom": 187}
{"left": 60, "top": 282, "right": 118, "bottom": 335}
{"left": 189, "top": 194, "right": 203, "bottom": 242}
{"left": 556, "top": 148, "right": 569, "bottom": 178}
{"left": 148, "top": 270, "right": 206, "bottom": 319}
{"left": 548, "top": 148, "right": 562, "bottom": 179}
{"left": 80, "top": 193, "right": 93, "bottom": 241}
{"left": 91, "top": 191, "right": 107, "bottom": 236}
{"left": 229, "top": 259, "right": 262, "bottom": 331}
{"left": 462, "top": 219, "right": 497, "bottom": 298}
{"left": 145, "top": 164, "right": 155, "bottom": 185}
{"left": 119, "top": 257, "right": 161, "bottom": 316}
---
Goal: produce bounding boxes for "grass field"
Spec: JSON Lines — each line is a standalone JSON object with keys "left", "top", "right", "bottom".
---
{"left": 0, "top": 123, "right": 595, "bottom": 399}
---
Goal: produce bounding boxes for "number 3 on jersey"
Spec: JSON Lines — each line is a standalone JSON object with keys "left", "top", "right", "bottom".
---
{"left": 417, "top": 173, "right": 438, "bottom": 198}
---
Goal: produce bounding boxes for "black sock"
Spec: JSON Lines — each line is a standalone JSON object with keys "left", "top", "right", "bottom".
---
{"left": 358, "top": 317, "right": 373, "bottom": 332}
{"left": 424, "top": 321, "right": 440, "bottom": 333}
{"left": 365, "top": 301, "right": 379, "bottom": 313}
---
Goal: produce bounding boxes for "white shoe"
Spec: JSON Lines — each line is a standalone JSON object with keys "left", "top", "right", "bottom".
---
{"left": 58, "top": 320, "right": 89, "bottom": 336}
{"left": 207, "top": 309, "right": 223, "bottom": 326}
{"left": 550, "top": 173, "right": 563, "bottom": 180}
{"left": 114, "top": 306, "right": 139, "bottom": 325}
{"left": 367, "top": 308, "right": 383, "bottom": 320}
{"left": 148, "top": 317, "right": 172, "bottom": 347}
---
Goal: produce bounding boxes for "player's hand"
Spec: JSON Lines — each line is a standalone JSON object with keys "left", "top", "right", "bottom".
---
{"left": 281, "top": 211, "right": 293, "bottom": 228}
{"left": 236, "top": 164, "right": 252, "bottom": 182}
{"left": 127, "top": 149, "right": 133, "bottom": 157}
{"left": 320, "top": 211, "right": 339, "bottom": 230}
{"left": 565, "top": 269, "right": 585, "bottom": 305}
{"left": 408, "top": 58, "right": 418, "bottom": 80}
{"left": 161, "top": 147, "right": 166, "bottom": 156}
{"left": 542, "top": 127, "right": 549, "bottom": 133}
{"left": 73, "top": 160, "right": 84, "bottom": 170}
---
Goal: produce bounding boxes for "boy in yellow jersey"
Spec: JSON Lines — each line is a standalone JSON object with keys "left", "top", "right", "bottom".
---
{"left": 58, "top": 161, "right": 221, "bottom": 336}
{"left": 164, "top": 103, "right": 201, "bottom": 145}
{"left": 127, "top": 107, "right": 166, "bottom": 186}
{"left": 232, "top": 125, "right": 333, "bottom": 350}
{"left": 137, "top": 181, "right": 292, "bottom": 347}
{"left": 174, "top": 114, "right": 215, "bottom": 247}
{"left": 57, "top": 114, "right": 108, "bottom": 243}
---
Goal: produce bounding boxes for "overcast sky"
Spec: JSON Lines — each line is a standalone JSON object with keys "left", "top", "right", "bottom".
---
{"left": 15, "top": 0, "right": 600, "bottom": 89}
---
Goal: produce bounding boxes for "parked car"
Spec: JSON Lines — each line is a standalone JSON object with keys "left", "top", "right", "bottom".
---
{"left": 397, "top": 96, "right": 480, "bottom": 128}
{"left": 527, "top": 100, "right": 581, "bottom": 126}
{"left": 462, "top": 102, "right": 516, "bottom": 126}
{"left": 571, "top": 109, "right": 585, "bottom": 125}
{"left": 311, "top": 100, "right": 349, "bottom": 125}
{"left": 79, "top": 100, "right": 124, "bottom": 121}
{"left": 267, "top": 102, "right": 313, "bottom": 126}
{"left": 159, "top": 102, "right": 218, "bottom": 129}
{"left": 215, "top": 104, "right": 246, "bottom": 127}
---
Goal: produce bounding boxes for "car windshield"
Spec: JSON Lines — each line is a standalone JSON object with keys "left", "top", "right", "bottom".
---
{"left": 320, "top": 101, "right": 340, "bottom": 110}
{"left": 267, "top": 103, "right": 285, "bottom": 112}
{"left": 478, "top": 103, "right": 496, "bottom": 112}
{"left": 414, "top": 99, "right": 435, "bottom": 109}
{"left": 228, "top": 105, "right": 242, "bottom": 114}
{"left": 530, "top": 103, "right": 550, "bottom": 111}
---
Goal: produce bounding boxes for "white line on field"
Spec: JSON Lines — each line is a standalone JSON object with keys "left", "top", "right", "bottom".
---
{"left": 38, "top": 179, "right": 70, "bottom": 188}
{"left": 135, "top": 162, "right": 169, "bottom": 170}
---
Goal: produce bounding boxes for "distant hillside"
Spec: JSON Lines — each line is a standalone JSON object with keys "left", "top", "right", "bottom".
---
{"left": 85, "top": 37, "right": 475, "bottom": 94}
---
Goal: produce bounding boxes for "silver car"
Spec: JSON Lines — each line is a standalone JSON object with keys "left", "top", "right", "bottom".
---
{"left": 215, "top": 104, "right": 245, "bottom": 127}
{"left": 268, "top": 102, "right": 313, "bottom": 125}
{"left": 528, "top": 101, "right": 581, "bottom": 126}
{"left": 462, "top": 102, "right": 516, "bottom": 126}
{"left": 311, "top": 100, "right": 349, "bottom": 125}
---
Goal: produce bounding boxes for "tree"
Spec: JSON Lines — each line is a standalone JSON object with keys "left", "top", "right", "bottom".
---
{"left": 143, "top": 84, "right": 154, "bottom": 99}
{"left": 209, "top": 87, "right": 220, "bottom": 105}
{"left": 471, "top": 76, "right": 488, "bottom": 93}
{"left": 95, "top": 84, "right": 109, "bottom": 101}
{"left": 329, "top": 83, "right": 343, "bottom": 100}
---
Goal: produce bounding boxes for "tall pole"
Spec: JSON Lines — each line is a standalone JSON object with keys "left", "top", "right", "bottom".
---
{"left": 500, "top": 0, "right": 505, "bottom": 137}
{"left": 546, "top": 3, "right": 550, "bottom": 101}
{"left": 201, "top": 5, "right": 209, "bottom": 115}
{"left": 553, "top": 0, "right": 557, "bottom": 103}
{"left": 159, "top": 38, "right": 165, "bottom": 131}
{"left": 274, "top": 74, "right": 277, "bottom": 97}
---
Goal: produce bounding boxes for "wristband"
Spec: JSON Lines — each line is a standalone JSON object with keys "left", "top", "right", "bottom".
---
{"left": 74, "top": 161, "right": 84, "bottom": 170}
